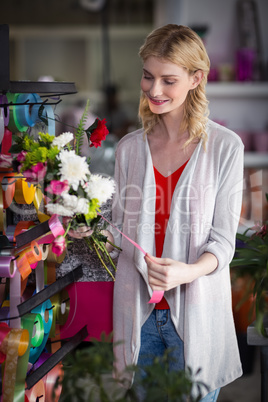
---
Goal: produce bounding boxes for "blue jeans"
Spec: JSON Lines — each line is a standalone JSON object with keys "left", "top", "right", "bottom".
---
{"left": 137, "top": 309, "right": 220, "bottom": 401}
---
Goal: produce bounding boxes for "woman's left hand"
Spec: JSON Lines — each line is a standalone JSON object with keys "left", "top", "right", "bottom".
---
{"left": 68, "top": 226, "right": 93, "bottom": 239}
{"left": 101, "top": 229, "right": 115, "bottom": 253}
{"left": 145, "top": 251, "right": 218, "bottom": 291}
{"left": 145, "top": 253, "right": 195, "bottom": 291}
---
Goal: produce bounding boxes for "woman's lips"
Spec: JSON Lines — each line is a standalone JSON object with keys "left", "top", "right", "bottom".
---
{"left": 148, "top": 96, "right": 169, "bottom": 106}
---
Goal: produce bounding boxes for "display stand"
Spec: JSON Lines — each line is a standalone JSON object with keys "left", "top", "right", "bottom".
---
{"left": 0, "top": 23, "right": 90, "bottom": 401}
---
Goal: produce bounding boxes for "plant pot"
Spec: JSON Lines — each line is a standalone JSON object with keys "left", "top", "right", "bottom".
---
{"left": 232, "top": 276, "right": 257, "bottom": 375}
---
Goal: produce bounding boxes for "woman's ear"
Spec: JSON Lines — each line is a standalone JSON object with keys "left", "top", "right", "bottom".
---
{"left": 191, "top": 70, "right": 204, "bottom": 89}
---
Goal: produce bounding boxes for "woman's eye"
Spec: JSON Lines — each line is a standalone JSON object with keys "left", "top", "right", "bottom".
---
{"left": 143, "top": 75, "right": 152, "bottom": 80}
{"left": 164, "top": 80, "right": 175, "bottom": 85}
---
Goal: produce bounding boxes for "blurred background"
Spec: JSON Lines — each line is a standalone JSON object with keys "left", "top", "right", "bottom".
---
{"left": 2, "top": 0, "right": 268, "bottom": 137}
{"left": 1, "top": 2, "right": 268, "bottom": 400}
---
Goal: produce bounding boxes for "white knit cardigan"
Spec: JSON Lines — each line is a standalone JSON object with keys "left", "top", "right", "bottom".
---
{"left": 111, "top": 119, "right": 244, "bottom": 396}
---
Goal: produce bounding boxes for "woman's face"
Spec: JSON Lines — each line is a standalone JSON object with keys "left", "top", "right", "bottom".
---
{"left": 140, "top": 56, "right": 199, "bottom": 118}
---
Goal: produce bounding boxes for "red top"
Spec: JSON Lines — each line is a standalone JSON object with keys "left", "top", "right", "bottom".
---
{"left": 154, "top": 160, "right": 188, "bottom": 309}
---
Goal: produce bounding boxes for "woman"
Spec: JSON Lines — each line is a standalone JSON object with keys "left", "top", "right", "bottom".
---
{"left": 110, "top": 24, "right": 244, "bottom": 401}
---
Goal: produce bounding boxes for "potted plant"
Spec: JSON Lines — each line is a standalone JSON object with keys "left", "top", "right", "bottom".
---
{"left": 57, "top": 334, "right": 208, "bottom": 402}
{"left": 231, "top": 194, "right": 268, "bottom": 337}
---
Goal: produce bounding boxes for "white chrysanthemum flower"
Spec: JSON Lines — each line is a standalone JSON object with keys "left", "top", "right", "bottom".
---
{"left": 61, "top": 193, "right": 79, "bottom": 209}
{"left": 61, "top": 193, "right": 89, "bottom": 215}
{"left": 58, "top": 150, "right": 90, "bottom": 191}
{"left": 46, "top": 203, "right": 74, "bottom": 217}
{"left": 85, "top": 174, "right": 115, "bottom": 205}
{"left": 52, "top": 132, "right": 74, "bottom": 149}
{"left": 76, "top": 197, "right": 89, "bottom": 214}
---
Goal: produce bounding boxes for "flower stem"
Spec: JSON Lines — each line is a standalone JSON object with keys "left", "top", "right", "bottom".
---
{"left": 94, "top": 238, "right": 117, "bottom": 273}
{"left": 92, "top": 241, "right": 115, "bottom": 281}
{"left": 64, "top": 220, "right": 72, "bottom": 238}
{"left": 84, "top": 235, "right": 116, "bottom": 280}
{"left": 106, "top": 239, "right": 122, "bottom": 251}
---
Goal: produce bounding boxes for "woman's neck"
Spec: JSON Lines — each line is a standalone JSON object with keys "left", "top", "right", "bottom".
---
{"left": 154, "top": 115, "right": 188, "bottom": 144}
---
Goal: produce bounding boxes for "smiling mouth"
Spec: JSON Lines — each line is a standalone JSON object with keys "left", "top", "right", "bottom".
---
{"left": 148, "top": 96, "right": 169, "bottom": 106}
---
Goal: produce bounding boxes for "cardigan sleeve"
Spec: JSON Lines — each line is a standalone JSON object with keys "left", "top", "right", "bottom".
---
{"left": 109, "top": 146, "right": 126, "bottom": 257}
{"left": 198, "top": 142, "right": 244, "bottom": 273}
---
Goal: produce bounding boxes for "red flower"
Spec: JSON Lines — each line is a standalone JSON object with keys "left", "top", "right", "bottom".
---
{"left": 89, "top": 118, "right": 109, "bottom": 148}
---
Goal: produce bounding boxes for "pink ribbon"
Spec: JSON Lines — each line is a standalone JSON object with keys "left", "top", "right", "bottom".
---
{"left": 37, "top": 215, "right": 65, "bottom": 245}
{"left": 98, "top": 214, "right": 164, "bottom": 304}
{"left": 147, "top": 290, "right": 164, "bottom": 303}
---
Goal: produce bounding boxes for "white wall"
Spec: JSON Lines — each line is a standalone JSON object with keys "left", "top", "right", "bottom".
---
{"left": 154, "top": 0, "right": 268, "bottom": 68}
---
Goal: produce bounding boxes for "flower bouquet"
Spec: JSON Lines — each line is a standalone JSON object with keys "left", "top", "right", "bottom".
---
{"left": 6, "top": 101, "right": 119, "bottom": 280}
{"left": 231, "top": 194, "right": 268, "bottom": 336}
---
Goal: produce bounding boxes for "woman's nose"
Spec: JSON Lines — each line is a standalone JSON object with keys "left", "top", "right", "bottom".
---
{"left": 149, "top": 80, "right": 162, "bottom": 97}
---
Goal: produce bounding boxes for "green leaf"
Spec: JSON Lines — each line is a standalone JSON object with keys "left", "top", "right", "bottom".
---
{"left": 74, "top": 99, "right": 90, "bottom": 155}
{"left": 9, "top": 143, "right": 23, "bottom": 153}
{"left": 236, "top": 232, "right": 250, "bottom": 242}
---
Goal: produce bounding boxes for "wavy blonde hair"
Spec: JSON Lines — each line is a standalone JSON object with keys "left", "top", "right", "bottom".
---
{"left": 139, "top": 24, "right": 210, "bottom": 147}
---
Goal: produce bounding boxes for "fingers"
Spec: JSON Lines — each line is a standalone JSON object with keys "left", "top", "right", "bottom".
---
{"left": 67, "top": 227, "right": 115, "bottom": 254}
{"left": 144, "top": 253, "right": 170, "bottom": 266}
{"left": 145, "top": 255, "right": 166, "bottom": 284}
{"left": 148, "top": 273, "right": 167, "bottom": 291}
{"left": 68, "top": 226, "right": 93, "bottom": 239}
{"left": 144, "top": 253, "right": 174, "bottom": 291}
{"left": 101, "top": 230, "right": 115, "bottom": 252}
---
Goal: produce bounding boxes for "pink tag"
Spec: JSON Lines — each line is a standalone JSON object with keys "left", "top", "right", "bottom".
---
{"left": 98, "top": 214, "right": 164, "bottom": 304}
{"left": 148, "top": 290, "right": 165, "bottom": 303}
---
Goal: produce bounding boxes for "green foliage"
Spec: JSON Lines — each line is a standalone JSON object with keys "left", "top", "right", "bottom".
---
{"left": 24, "top": 146, "right": 48, "bottom": 166}
{"left": 59, "top": 335, "right": 133, "bottom": 402}
{"left": 9, "top": 131, "right": 60, "bottom": 173}
{"left": 39, "top": 132, "right": 55, "bottom": 145}
{"left": 84, "top": 198, "right": 100, "bottom": 222}
{"left": 9, "top": 135, "right": 24, "bottom": 153}
{"left": 9, "top": 133, "right": 35, "bottom": 153}
{"left": 74, "top": 99, "right": 90, "bottom": 155}
{"left": 135, "top": 350, "right": 208, "bottom": 402}
{"left": 47, "top": 146, "right": 60, "bottom": 161}
{"left": 58, "top": 336, "right": 207, "bottom": 402}
{"left": 231, "top": 194, "right": 268, "bottom": 336}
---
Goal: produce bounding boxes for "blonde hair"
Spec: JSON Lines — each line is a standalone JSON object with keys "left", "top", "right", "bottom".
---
{"left": 139, "top": 24, "right": 210, "bottom": 147}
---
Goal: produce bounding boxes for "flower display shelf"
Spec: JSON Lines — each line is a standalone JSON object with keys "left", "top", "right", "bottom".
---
{"left": 5, "top": 80, "right": 77, "bottom": 96}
